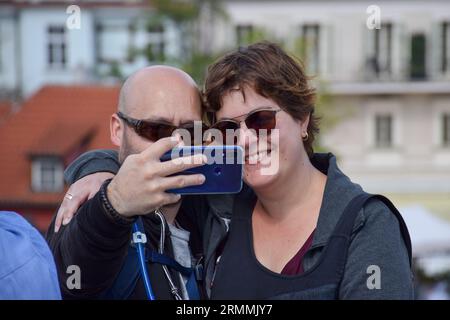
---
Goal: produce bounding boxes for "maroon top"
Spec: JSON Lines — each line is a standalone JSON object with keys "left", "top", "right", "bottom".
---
{"left": 281, "top": 230, "right": 315, "bottom": 275}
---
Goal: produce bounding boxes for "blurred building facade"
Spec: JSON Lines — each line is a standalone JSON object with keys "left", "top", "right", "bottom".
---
{"left": 0, "top": 1, "right": 173, "bottom": 229}
{"left": 0, "top": 0, "right": 180, "bottom": 99}
{"left": 210, "top": 0, "right": 450, "bottom": 218}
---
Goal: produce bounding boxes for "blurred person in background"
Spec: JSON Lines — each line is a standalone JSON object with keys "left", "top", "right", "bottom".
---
{"left": 0, "top": 211, "right": 61, "bottom": 300}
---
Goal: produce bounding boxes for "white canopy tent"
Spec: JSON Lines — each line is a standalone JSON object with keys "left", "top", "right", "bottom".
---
{"left": 400, "top": 205, "right": 450, "bottom": 276}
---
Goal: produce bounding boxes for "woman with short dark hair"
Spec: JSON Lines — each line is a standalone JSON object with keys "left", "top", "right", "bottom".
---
{"left": 201, "top": 42, "right": 413, "bottom": 299}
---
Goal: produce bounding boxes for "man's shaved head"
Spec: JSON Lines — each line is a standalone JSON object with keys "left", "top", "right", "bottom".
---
{"left": 112, "top": 65, "right": 203, "bottom": 163}
{"left": 118, "top": 65, "right": 199, "bottom": 115}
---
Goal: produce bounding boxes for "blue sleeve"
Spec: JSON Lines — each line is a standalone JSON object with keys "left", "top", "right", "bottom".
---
{"left": 0, "top": 211, "right": 61, "bottom": 300}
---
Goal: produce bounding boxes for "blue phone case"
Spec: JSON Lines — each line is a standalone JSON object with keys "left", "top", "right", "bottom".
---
{"left": 160, "top": 145, "right": 243, "bottom": 195}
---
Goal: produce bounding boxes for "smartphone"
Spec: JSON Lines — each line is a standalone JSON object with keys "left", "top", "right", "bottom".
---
{"left": 160, "top": 145, "right": 243, "bottom": 195}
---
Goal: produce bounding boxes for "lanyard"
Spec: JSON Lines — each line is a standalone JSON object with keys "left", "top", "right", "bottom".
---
{"left": 132, "top": 213, "right": 201, "bottom": 300}
{"left": 132, "top": 221, "right": 156, "bottom": 300}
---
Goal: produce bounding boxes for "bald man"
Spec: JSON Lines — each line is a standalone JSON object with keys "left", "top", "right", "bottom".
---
{"left": 46, "top": 66, "right": 208, "bottom": 300}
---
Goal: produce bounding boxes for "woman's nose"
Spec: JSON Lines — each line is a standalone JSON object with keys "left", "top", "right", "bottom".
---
{"left": 238, "top": 121, "right": 258, "bottom": 149}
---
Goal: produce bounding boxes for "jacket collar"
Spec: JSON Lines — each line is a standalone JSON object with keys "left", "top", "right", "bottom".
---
{"left": 308, "top": 153, "right": 364, "bottom": 248}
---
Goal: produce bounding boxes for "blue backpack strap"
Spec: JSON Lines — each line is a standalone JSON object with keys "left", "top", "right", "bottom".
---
{"left": 146, "top": 249, "right": 201, "bottom": 300}
{"left": 185, "top": 270, "right": 201, "bottom": 300}
{"left": 98, "top": 244, "right": 140, "bottom": 300}
{"left": 99, "top": 218, "right": 147, "bottom": 300}
{"left": 100, "top": 217, "right": 203, "bottom": 300}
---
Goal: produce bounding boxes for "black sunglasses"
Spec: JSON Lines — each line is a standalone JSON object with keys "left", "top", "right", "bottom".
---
{"left": 117, "top": 112, "right": 208, "bottom": 144}
{"left": 211, "top": 108, "right": 282, "bottom": 144}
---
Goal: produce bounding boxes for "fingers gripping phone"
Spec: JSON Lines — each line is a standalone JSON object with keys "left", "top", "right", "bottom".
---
{"left": 160, "top": 145, "right": 244, "bottom": 195}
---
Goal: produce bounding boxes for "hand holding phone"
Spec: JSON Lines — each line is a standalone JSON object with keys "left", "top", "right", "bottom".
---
{"left": 106, "top": 137, "right": 207, "bottom": 217}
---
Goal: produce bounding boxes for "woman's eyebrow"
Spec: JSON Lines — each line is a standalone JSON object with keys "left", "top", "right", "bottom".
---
{"left": 219, "top": 106, "right": 277, "bottom": 121}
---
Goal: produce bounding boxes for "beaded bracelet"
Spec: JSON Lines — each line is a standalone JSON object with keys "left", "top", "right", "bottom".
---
{"left": 99, "top": 179, "right": 135, "bottom": 225}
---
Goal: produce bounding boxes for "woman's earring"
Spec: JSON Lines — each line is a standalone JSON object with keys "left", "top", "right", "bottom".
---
{"left": 302, "top": 132, "right": 309, "bottom": 141}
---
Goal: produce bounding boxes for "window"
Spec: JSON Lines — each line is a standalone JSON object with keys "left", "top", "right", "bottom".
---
{"left": 367, "top": 23, "right": 392, "bottom": 78}
{"left": 442, "top": 22, "right": 450, "bottom": 74}
{"left": 443, "top": 114, "right": 450, "bottom": 146}
{"left": 47, "top": 25, "right": 66, "bottom": 68}
{"left": 410, "top": 33, "right": 427, "bottom": 80}
{"left": 96, "top": 23, "right": 128, "bottom": 64}
{"left": 375, "top": 114, "right": 393, "bottom": 148}
{"left": 300, "top": 24, "right": 320, "bottom": 74}
{"left": 236, "top": 25, "right": 254, "bottom": 45}
{"left": 31, "top": 157, "right": 64, "bottom": 192}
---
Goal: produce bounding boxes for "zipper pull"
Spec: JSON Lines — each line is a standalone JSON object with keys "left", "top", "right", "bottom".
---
{"left": 210, "top": 255, "right": 221, "bottom": 289}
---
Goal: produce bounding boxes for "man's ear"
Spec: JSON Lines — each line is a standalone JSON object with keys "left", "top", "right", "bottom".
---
{"left": 110, "top": 113, "right": 123, "bottom": 147}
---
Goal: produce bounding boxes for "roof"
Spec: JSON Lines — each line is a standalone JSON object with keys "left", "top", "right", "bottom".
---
{"left": 0, "top": 85, "right": 119, "bottom": 207}
{"left": 0, "top": 102, "right": 12, "bottom": 124}
{"left": 28, "top": 123, "right": 96, "bottom": 157}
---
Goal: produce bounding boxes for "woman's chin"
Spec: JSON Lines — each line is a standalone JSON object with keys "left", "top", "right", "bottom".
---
{"left": 243, "top": 162, "right": 279, "bottom": 189}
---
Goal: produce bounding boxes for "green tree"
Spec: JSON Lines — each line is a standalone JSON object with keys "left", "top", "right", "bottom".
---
{"left": 148, "top": 0, "right": 227, "bottom": 84}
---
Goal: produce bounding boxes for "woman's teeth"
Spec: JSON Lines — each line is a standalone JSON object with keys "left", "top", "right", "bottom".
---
{"left": 246, "top": 150, "right": 271, "bottom": 164}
